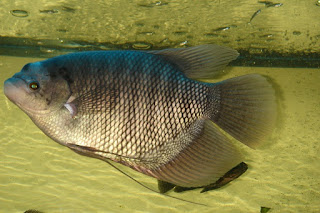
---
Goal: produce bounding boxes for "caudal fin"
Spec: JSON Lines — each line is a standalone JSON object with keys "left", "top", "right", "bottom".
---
{"left": 210, "top": 74, "right": 277, "bottom": 148}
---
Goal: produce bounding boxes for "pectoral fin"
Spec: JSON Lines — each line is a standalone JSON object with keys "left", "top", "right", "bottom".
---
{"left": 64, "top": 95, "right": 77, "bottom": 117}
{"left": 65, "top": 143, "right": 108, "bottom": 159}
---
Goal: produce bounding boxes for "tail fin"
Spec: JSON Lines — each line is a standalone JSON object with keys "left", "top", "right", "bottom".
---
{"left": 209, "top": 74, "right": 277, "bottom": 148}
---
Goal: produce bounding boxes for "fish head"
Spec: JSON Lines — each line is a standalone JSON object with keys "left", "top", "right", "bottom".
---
{"left": 4, "top": 60, "right": 71, "bottom": 115}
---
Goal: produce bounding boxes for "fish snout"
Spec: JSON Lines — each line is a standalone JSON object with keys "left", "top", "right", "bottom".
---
{"left": 4, "top": 77, "right": 26, "bottom": 104}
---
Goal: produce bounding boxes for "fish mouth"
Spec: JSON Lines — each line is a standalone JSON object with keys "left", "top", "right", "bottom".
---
{"left": 4, "top": 77, "right": 54, "bottom": 115}
{"left": 4, "top": 77, "right": 26, "bottom": 104}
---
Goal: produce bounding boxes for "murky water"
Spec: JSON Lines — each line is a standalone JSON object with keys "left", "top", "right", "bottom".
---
{"left": 0, "top": 55, "right": 319, "bottom": 213}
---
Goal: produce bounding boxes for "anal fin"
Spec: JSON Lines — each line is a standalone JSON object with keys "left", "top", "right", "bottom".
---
{"left": 150, "top": 120, "right": 243, "bottom": 188}
{"left": 172, "top": 162, "right": 248, "bottom": 193}
{"left": 174, "top": 186, "right": 198, "bottom": 193}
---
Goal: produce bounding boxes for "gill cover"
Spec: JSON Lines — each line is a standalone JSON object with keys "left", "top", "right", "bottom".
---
{"left": 4, "top": 61, "right": 71, "bottom": 115}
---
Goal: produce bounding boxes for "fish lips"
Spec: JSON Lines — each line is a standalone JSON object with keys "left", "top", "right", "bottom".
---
{"left": 4, "top": 77, "right": 27, "bottom": 105}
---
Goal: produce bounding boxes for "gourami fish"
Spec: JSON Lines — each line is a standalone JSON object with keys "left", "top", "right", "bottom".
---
{"left": 4, "top": 45, "right": 277, "bottom": 192}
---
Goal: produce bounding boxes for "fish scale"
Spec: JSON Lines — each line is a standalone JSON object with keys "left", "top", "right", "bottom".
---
{"left": 4, "top": 45, "right": 277, "bottom": 189}
{"left": 61, "top": 51, "right": 207, "bottom": 168}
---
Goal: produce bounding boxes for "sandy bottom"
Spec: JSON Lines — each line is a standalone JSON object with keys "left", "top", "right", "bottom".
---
{"left": 0, "top": 56, "right": 319, "bottom": 213}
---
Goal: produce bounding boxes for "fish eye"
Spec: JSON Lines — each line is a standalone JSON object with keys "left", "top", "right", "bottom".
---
{"left": 29, "top": 82, "right": 39, "bottom": 90}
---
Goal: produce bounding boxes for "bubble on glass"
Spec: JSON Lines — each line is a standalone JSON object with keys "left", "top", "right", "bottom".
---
{"left": 204, "top": 33, "right": 219, "bottom": 38}
{"left": 62, "top": 6, "right": 76, "bottom": 13}
{"left": 213, "top": 26, "right": 231, "bottom": 32}
{"left": 57, "top": 29, "right": 68, "bottom": 33}
{"left": 250, "top": 9, "right": 262, "bottom": 23}
{"left": 138, "top": 31, "right": 154, "bottom": 35}
{"left": 10, "top": 10, "right": 29, "bottom": 18}
{"left": 155, "top": 1, "right": 168, "bottom": 6}
{"left": 39, "top": 9, "right": 59, "bottom": 14}
{"left": 40, "top": 47, "right": 55, "bottom": 53}
{"left": 173, "top": 31, "right": 187, "bottom": 35}
{"left": 249, "top": 47, "right": 264, "bottom": 54}
{"left": 258, "top": 1, "right": 283, "bottom": 7}
{"left": 132, "top": 42, "right": 152, "bottom": 50}
{"left": 138, "top": 1, "right": 168, "bottom": 7}
{"left": 179, "top": 41, "right": 188, "bottom": 46}
{"left": 293, "top": 31, "right": 301, "bottom": 36}
{"left": 260, "top": 34, "right": 274, "bottom": 38}
{"left": 268, "top": 3, "right": 283, "bottom": 8}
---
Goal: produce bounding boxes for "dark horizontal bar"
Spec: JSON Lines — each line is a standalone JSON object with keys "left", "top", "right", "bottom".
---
{"left": 232, "top": 50, "right": 320, "bottom": 68}
{"left": 0, "top": 36, "right": 319, "bottom": 68}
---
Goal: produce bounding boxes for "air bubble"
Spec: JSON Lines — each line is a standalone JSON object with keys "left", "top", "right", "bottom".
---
{"left": 179, "top": 41, "right": 188, "bottom": 46}
{"left": 132, "top": 42, "right": 152, "bottom": 50}
{"left": 293, "top": 31, "right": 301, "bottom": 36}
{"left": 39, "top": 9, "right": 59, "bottom": 14}
{"left": 10, "top": 10, "right": 29, "bottom": 17}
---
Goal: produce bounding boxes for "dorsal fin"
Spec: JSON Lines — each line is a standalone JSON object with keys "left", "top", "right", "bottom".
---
{"left": 149, "top": 44, "right": 239, "bottom": 79}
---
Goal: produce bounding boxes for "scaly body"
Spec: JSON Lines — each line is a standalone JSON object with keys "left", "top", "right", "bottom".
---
{"left": 4, "top": 45, "right": 277, "bottom": 188}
